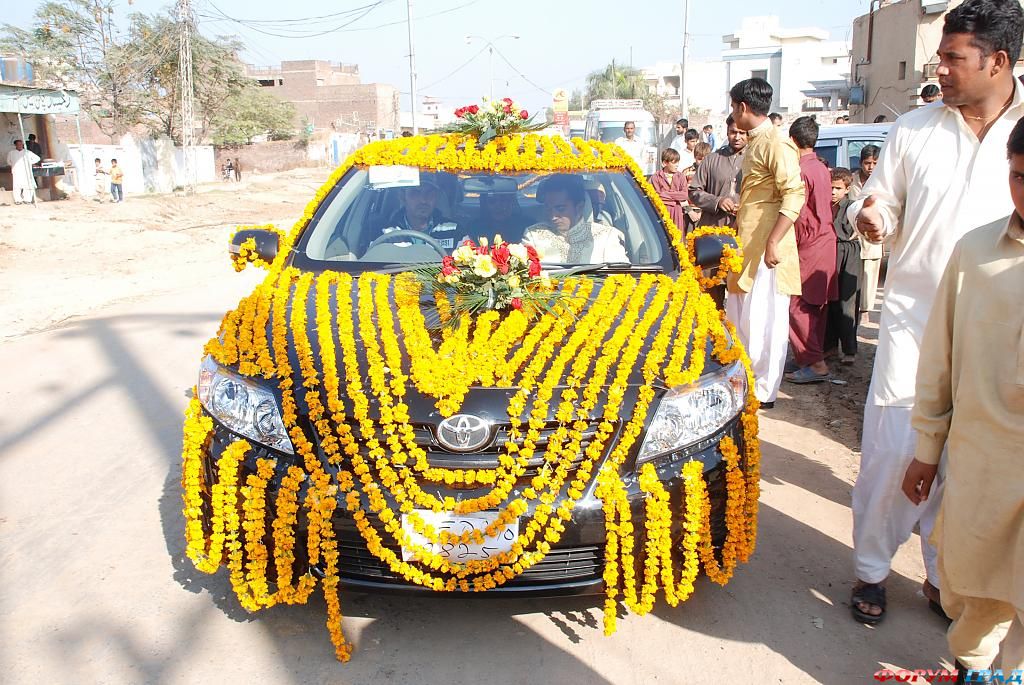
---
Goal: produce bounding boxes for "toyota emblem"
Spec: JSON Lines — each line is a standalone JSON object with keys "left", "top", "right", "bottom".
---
{"left": 436, "top": 414, "right": 492, "bottom": 452}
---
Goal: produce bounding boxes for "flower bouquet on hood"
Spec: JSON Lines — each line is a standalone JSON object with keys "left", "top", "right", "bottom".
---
{"left": 410, "top": 235, "right": 563, "bottom": 322}
{"left": 443, "top": 97, "right": 549, "bottom": 146}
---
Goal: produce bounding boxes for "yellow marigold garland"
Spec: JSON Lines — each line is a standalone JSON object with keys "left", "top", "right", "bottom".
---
{"left": 685, "top": 226, "right": 745, "bottom": 290}
{"left": 182, "top": 133, "right": 765, "bottom": 662}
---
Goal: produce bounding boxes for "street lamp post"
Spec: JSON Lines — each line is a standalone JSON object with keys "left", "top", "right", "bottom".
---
{"left": 465, "top": 34, "right": 520, "bottom": 101}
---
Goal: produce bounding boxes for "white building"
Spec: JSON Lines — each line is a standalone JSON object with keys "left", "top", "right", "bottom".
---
{"left": 643, "top": 60, "right": 728, "bottom": 116}
{"left": 722, "top": 16, "right": 851, "bottom": 114}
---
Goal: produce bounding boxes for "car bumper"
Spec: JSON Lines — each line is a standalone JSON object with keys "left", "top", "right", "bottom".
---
{"left": 198, "top": 411, "right": 743, "bottom": 596}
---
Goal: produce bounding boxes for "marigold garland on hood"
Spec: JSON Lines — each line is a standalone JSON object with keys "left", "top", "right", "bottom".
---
{"left": 182, "top": 133, "right": 762, "bottom": 663}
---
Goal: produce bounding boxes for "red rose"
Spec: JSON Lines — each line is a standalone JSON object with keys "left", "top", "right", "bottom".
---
{"left": 468, "top": 104, "right": 479, "bottom": 114}
{"left": 526, "top": 245, "right": 539, "bottom": 260}
{"left": 519, "top": 110, "right": 529, "bottom": 119}
{"left": 502, "top": 97, "right": 513, "bottom": 104}
{"left": 511, "top": 297, "right": 523, "bottom": 310}
{"left": 528, "top": 257, "right": 541, "bottom": 277}
{"left": 503, "top": 104, "right": 513, "bottom": 114}
{"left": 491, "top": 243, "right": 511, "bottom": 274}
{"left": 455, "top": 107, "right": 466, "bottom": 118}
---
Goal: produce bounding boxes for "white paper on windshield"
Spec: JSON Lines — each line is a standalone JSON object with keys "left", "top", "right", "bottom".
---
{"left": 368, "top": 164, "right": 420, "bottom": 189}
{"left": 401, "top": 510, "right": 519, "bottom": 563}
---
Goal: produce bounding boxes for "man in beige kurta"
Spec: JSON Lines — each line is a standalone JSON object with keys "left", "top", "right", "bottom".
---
{"left": 726, "top": 77, "right": 805, "bottom": 405}
{"left": 903, "top": 205, "right": 1024, "bottom": 670}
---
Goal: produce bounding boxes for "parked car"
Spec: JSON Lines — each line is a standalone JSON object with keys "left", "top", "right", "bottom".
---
{"left": 181, "top": 130, "right": 760, "bottom": 659}
{"left": 814, "top": 123, "right": 891, "bottom": 172}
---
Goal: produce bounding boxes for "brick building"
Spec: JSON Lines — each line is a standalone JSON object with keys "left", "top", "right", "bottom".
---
{"left": 247, "top": 60, "right": 400, "bottom": 134}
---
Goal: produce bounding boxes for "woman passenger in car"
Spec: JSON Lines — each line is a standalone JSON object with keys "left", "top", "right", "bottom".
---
{"left": 523, "top": 175, "right": 628, "bottom": 264}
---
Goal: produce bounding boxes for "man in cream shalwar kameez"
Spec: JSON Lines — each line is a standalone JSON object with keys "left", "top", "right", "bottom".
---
{"left": 846, "top": 0, "right": 1024, "bottom": 621}
{"left": 903, "top": 208, "right": 1024, "bottom": 672}
{"left": 6, "top": 140, "right": 40, "bottom": 205}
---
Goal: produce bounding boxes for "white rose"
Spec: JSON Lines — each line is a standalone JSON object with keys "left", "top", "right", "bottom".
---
{"left": 472, "top": 254, "right": 497, "bottom": 278}
{"left": 507, "top": 273, "right": 521, "bottom": 288}
{"left": 509, "top": 243, "right": 529, "bottom": 263}
{"left": 539, "top": 271, "right": 553, "bottom": 289}
{"left": 452, "top": 244, "right": 475, "bottom": 265}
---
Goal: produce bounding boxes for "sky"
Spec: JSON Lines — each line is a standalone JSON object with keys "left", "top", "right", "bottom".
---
{"left": 6, "top": 0, "right": 874, "bottom": 114}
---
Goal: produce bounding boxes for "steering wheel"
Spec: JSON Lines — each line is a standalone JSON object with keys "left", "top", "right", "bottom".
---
{"left": 365, "top": 229, "right": 448, "bottom": 258}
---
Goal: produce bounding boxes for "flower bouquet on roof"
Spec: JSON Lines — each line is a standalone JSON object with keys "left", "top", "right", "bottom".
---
{"left": 410, "top": 235, "right": 563, "bottom": 321}
{"left": 443, "top": 97, "right": 549, "bottom": 145}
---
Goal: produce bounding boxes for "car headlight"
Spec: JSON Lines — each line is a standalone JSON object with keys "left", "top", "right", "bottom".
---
{"left": 636, "top": 362, "right": 748, "bottom": 465}
{"left": 197, "top": 356, "right": 294, "bottom": 454}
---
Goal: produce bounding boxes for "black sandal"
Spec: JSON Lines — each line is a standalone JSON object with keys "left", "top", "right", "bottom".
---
{"left": 851, "top": 582, "right": 886, "bottom": 625}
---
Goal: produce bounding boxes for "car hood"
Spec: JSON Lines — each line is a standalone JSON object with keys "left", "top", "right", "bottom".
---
{"left": 224, "top": 269, "right": 724, "bottom": 435}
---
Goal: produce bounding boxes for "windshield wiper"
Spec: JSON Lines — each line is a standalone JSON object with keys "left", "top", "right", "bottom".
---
{"left": 549, "top": 262, "right": 663, "bottom": 276}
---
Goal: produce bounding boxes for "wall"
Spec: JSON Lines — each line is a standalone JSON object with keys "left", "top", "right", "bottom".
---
{"left": 850, "top": 0, "right": 960, "bottom": 122}
{"left": 62, "top": 134, "right": 215, "bottom": 196}
{"left": 214, "top": 140, "right": 312, "bottom": 176}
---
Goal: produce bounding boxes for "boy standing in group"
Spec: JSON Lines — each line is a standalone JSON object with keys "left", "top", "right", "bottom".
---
{"left": 825, "top": 167, "right": 860, "bottom": 365}
{"left": 901, "top": 114, "right": 1024, "bottom": 678}
{"left": 109, "top": 159, "right": 124, "bottom": 203}
{"left": 726, "top": 78, "right": 805, "bottom": 407}
{"left": 847, "top": 144, "right": 882, "bottom": 322}
{"left": 785, "top": 116, "right": 837, "bottom": 384}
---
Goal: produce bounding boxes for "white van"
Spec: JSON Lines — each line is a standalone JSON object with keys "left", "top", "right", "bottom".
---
{"left": 584, "top": 99, "right": 659, "bottom": 175}
{"left": 814, "top": 123, "right": 891, "bottom": 173}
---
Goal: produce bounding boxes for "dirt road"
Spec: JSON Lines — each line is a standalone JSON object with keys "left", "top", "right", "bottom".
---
{"left": 0, "top": 174, "right": 949, "bottom": 683}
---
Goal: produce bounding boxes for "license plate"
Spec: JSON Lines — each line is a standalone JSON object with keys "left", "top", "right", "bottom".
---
{"left": 401, "top": 510, "right": 519, "bottom": 563}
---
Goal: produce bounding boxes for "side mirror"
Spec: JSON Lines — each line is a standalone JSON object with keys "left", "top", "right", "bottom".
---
{"left": 692, "top": 232, "right": 738, "bottom": 269}
{"left": 229, "top": 228, "right": 279, "bottom": 270}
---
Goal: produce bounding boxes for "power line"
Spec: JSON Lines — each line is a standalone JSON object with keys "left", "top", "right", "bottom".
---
{"left": 490, "top": 43, "right": 550, "bottom": 96}
{"left": 418, "top": 44, "right": 488, "bottom": 91}
{"left": 200, "top": 1, "right": 387, "bottom": 38}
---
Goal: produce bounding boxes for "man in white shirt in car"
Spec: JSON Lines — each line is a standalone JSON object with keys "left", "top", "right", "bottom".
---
{"left": 614, "top": 121, "right": 647, "bottom": 169}
{"left": 846, "top": 0, "right": 1024, "bottom": 627}
{"left": 371, "top": 178, "right": 460, "bottom": 252}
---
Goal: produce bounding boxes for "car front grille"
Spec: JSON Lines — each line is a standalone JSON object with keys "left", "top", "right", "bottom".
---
{"left": 337, "top": 538, "right": 604, "bottom": 586}
{"left": 329, "top": 419, "right": 613, "bottom": 484}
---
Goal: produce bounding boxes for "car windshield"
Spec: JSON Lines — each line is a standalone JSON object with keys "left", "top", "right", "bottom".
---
{"left": 597, "top": 121, "right": 658, "bottom": 146}
{"left": 295, "top": 166, "right": 671, "bottom": 268}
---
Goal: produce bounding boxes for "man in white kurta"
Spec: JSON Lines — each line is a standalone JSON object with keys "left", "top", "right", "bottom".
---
{"left": 846, "top": 2, "right": 1024, "bottom": 622}
{"left": 7, "top": 140, "right": 40, "bottom": 205}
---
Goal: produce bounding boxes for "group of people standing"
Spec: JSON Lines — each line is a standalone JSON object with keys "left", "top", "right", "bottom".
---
{"left": 705, "top": 0, "right": 1022, "bottom": 678}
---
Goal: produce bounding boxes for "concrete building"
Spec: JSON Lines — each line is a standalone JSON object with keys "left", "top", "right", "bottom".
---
{"left": 247, "top": 60, "right": 400, "bottom": 134}
{"left": 849, "top": 0, "right": 959, "bottom": 122}
{"left": 643, "top": 60, "right": 728, "bottom": 116}
{"left": 722, "top": 16, "right": 851, "bottom": 114}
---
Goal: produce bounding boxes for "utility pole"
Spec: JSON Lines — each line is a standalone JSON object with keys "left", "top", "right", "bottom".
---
{"left": 406, "top": 0, "right": 419, "bottom": 135}
{"left": 177, "top": 0, "right": 195, "bottom": 193}
{"left": 466, "top": 35, "right": 520, "bottom": 102}
{"left": 680, "top": 0, "right": 690, "bottom": 118}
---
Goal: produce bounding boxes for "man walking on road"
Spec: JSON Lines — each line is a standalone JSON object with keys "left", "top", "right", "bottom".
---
{"left": 688, "top": 115, "right": 748, "bottom": 227}
{"left": 902, "top": 114, "right": 1024, "bottom": 679}
{"left": 847, "top": 0, "right": 1024, "bottom": 626}
{"left": 726, "top": 77, "right": 805, "bottom": 408}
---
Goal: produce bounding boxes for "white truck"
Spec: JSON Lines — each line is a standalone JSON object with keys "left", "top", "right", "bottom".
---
{"left": 584, "top": 99, "right": 659, "bottom": 176}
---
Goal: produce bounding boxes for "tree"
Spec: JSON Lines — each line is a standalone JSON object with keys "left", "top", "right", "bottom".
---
{"left": 568, "top": 88, "right": 584, "bottom": 111}
{"left": 1, "top": 0, "right": 256, "bottom": 143}
{"left": 583, "top": 62, "right": 669, "bottom": 118}
{"left": 1, "top": 0, "right": 146, "bottom": 139}
{"left": 209, "top": 88, "right": 296, "bottom": 146}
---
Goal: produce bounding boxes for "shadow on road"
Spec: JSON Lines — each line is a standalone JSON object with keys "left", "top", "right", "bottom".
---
{"left": 4, "top": 299, "right": 945, "bottom": 683}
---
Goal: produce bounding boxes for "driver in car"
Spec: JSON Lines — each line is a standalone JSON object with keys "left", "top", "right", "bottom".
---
{"left": 373, "top": 178, "right": 460, "bottom": 251}
{"left": 523, "top": 175, "right": 628, "bottom": 264}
